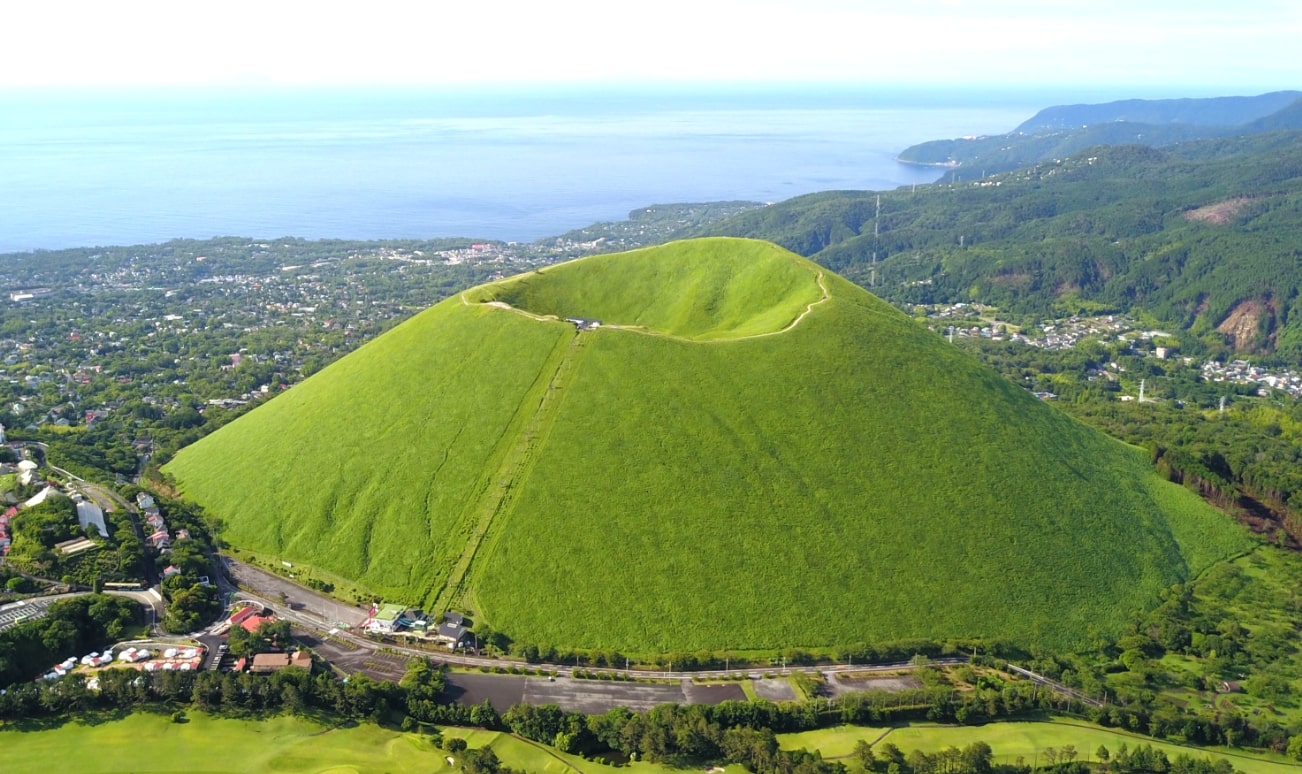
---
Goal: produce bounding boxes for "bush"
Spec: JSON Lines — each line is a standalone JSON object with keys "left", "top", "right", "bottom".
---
{"left": 444, "top": 737, "right": 468, "bottom": 753}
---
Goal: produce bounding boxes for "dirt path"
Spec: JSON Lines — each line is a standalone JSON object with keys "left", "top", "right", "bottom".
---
{"left": 431, "top": 330, "right": 592, "bottom": 613}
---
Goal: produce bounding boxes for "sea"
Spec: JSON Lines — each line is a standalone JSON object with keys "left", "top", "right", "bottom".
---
{"left": 0, "top": 85, "right": 1056, "bottom": 254}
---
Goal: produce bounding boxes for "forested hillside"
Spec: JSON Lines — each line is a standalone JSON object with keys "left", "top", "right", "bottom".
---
{"left": 700, "top": 132, "right": 1302, "bottom": 360}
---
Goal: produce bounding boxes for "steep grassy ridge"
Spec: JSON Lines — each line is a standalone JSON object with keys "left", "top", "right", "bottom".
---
{"left": 166, "top": 297, "right": 571, "bottom": 602}
{"left": 167, "top": 238, "right": 1248, "bottom": 653}
{"left": 473, "top": 268, "right": 1245, "bottom": 651}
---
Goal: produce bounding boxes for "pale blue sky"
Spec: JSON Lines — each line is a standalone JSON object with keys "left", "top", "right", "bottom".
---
{"left": 5, "top": 0, "right": 1299, "bottom": 92}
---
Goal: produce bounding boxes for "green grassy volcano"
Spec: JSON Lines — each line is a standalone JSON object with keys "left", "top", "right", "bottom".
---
{"left": 166, "top": 238, "right": 1247, "bottom": 652}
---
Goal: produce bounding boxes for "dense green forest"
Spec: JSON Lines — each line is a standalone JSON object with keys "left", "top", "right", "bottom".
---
{"left": 700, "top": 132, "right": 1302, "bottom": 360}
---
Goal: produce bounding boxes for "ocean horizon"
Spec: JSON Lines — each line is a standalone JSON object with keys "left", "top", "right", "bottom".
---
{"left": 1, "top": 85, "right": 1073, "bottom": 253}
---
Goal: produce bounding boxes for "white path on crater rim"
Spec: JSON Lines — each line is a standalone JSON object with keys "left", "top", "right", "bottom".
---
{"left": 461, "top": 265, "right": 831, "bottom": 343}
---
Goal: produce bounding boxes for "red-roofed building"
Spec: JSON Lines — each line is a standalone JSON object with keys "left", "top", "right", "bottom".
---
{"left": 228, "top": 606, "right": 262, "bottom": 627}
{"left": 240, "top": 613, "right": 275, "bottom": 634}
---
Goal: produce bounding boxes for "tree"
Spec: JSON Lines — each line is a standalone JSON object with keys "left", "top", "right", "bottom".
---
{"left": 855, "top": 739, "right": 877, "bottom": 771}
{"left": 444, "top": 737, "right": 468, "bottom": 753}
{"left": 461, "top": 747, "right": 501, "bottom": 774}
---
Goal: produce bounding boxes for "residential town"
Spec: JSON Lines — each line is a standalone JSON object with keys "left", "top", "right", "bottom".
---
{"left": 922, "top": 303, "right": 1302, "bottom": 399}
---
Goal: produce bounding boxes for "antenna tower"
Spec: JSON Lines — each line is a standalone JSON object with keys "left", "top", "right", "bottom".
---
{"left": 1219, "top": 396, "right": 1227, "bottom": 416}
{"left": 1139, "top": 379, "right": 1145, "bottom": 403}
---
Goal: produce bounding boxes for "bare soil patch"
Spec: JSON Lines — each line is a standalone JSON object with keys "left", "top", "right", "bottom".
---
{"left": 524, "top": 677, "right": 687, "bottom": 714}
{"left": 823, "top": 672, "right": 923, "bottom": 697}
{"left": 1185, "top": 197, "right": 1252, "bottom": 225}
{"left": 1216, "top": 298, "right": 1268, "bottom": 351}
{"left": 751, "top": 678, "right": 798, "bottom": 702}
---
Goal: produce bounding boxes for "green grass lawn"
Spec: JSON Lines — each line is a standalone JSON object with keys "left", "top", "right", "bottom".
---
{"left": 7, "top": 712, "right": 1294, "bottom": 774}
{"left": 0, "top": 713, "right": 734, "bottom": 774}
{"left": 168, "top": 237, "right": 1249, "bottom": 654}
{"left": 778, "top": 720, "right": 1302, "bottom": 774}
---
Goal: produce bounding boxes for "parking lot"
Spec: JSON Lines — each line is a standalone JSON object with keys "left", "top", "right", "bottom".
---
{"left": 295, "top": 629, "right": 409, "bottom": 682}
{"left": 445, "top": 672, "right": 746, "bottom": 714}
{"left": 0, "top": 597, "right": 55, "bottom": 633}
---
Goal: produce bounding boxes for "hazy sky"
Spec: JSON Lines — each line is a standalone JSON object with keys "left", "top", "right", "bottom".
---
{"left": 5, "top": 0, "right": 1299, "bottom": 92}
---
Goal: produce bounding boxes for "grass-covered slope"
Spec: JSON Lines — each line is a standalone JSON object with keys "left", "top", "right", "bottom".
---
{"left": 166, "top": 295, "right": 573, "bottom": 599}
{"left": 465, "top": 239, "right": 823, "bottom": 340}
{"left": 167, "top": 238, "right": 1248, "bottom": 652}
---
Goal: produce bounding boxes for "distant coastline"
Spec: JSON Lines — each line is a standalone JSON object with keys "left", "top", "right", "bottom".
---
{"left": 895, "top": 157, "right": 961, "bottom": 169}
{"left": 0, "top": 89, "right": 1035, "bottom": 253}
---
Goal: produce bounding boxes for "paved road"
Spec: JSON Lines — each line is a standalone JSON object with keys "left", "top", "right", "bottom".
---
{"left": 105, "top": 588, "right": 165, "bottom": 633}
{"left": 221, "top": 558, "right": 1106, "bottom": 713}
{"left": 223, "top": 557, "right": 370, "bottom": 630}
{"left": 1006, "top": 663, "right": 1104, "bottom": 708}
{"left": 227, "top": 567, "right": 968, "bottom": 681}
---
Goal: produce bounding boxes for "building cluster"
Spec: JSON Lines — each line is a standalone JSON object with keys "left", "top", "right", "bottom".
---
{"left": 0, "top": 507, "right": 11, "bottom": 556}
{"left": 923, "top": 304, "right": 1302, "bottom": 400}
{"left": 43, "top": 645, "right": 204, "bottom": 682}
{"left": 0, "top": 454, "right": 107, "bottom": 558}
{"left": 220, "top": 604, "right": 313, "bottom": 674}
{"left": 1202, "top": 360, "right": 1302, "bottom": 398}
{"left": 1009, "top": 315, "right": 1142, "bottom": 350}
{"left": 138, "top": 492, "right": 172, "bottom": 553}
{"left": 0, "top": 239, "right": 544, "bottom": 442}
{"left": 924, "top": 305, "right": 1144, "bottom": 351}
{"left": 366, "top": 603, "right": 473, "bottom": 649}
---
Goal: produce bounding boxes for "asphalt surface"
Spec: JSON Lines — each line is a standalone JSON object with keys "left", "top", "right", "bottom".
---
{"left": 0, "top": 596, "right": 58, "bottom": 633}
{"left": 444, "top": 672, "right": 747, "bottom": 714}
{"left": 223, "top": 557, "right": 370, "bottom": 630}
{"left": 225, "top": 557, "right": 971, "bottom": 682}
{"left": 11, "top": 555, "right": 979, "bottom": 714}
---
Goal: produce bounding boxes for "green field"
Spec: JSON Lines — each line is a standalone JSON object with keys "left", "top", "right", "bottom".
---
{"left": 778, "top": 721, "right": 1302, "bottom": 774}
{"left": 0, "top": 713, "right": 723, "bottom": 774}
{"left": 167, "top": 237, "right": 1249, "bottom": 653}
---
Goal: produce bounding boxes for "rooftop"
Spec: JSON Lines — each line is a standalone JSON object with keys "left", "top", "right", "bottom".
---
{"left": 373, "top": 603, "right": 405, "bottom": 622}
